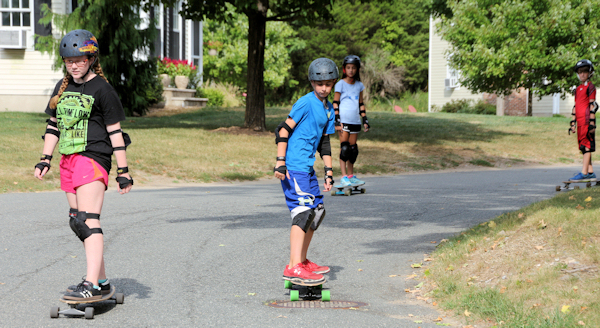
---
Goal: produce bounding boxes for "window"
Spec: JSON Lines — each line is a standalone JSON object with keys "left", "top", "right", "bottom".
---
{"left": 172, "top": 1, "right": 180, "bottom": 32}
{"left": 1, "top": 0, "right": 31, "bottom": 27}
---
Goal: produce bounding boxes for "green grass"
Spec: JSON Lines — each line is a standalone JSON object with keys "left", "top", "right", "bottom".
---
{"left": 0, "top": 108, "right": 582, "bottom": 193}
{"left": 368, "top": 91, "right": 429, "bottom": 112}
{"left": 424, "top": 188, "right": 600, "bottom": 327}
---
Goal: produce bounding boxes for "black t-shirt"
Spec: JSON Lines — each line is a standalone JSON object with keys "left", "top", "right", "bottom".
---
{"left": 45, "top": 75, "right": 126, "bottom": 173}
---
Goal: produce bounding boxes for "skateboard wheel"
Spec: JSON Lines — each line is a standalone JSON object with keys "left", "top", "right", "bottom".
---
{"left": 321, "top": 290, "right": 331, "bottom": 302}
{"left": 331, "top": 189, "right": 336, "bottom": 196}
{"left": 344, "top": 189, "right": 352, "bottom": 196}
{"left": 115, "top": 293, "right": 124, "bottom": 304}
{"left": 575, "top": 186, "right": 580, "bottom": 190}
{"left": 284, "top": 281, "right": 293, "bottom": 289}
{"left": 556, "top": 186, "right": 561, "bottom": 191}
{"left": 290, "top": 290, "right": 299, "bottom": 301}
{"left": 360, "top": 188, "right": 366, "bottom": 194}
{"left": 84, "top": 307, "right": 94, "bottom": 319}
{"left": 50, "top": 306, "right": 59, "bottom": 318}
{"left": 587, "top": 182, "right": 592, "bottom": 188}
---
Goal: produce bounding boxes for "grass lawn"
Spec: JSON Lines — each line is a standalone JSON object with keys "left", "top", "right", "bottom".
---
{"left": 420, "top": 187, "right": 600, "bottom": 327}
{"left": 0, "top": 107, "right": 580, "bottom": 193}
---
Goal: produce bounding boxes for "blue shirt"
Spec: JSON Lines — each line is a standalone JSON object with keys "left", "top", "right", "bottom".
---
{"left": 286, "top": 92, "right": 336, "bottom": 172}
{"left": 335, "top": 80, "right": 365, "bottom": 125}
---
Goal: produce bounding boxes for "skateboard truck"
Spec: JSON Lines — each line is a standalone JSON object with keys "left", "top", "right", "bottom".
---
{"left": 284, "top": 280, "right": 330, "bottom": 302}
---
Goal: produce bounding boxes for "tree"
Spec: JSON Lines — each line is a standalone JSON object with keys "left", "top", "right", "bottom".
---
{"left": 289, "top": 0, "right": 429, "bottom": 94}
{"left": 36, "top": 0, "right": 163, "bottom": 116}
{"left": 202, "top": 4, "right": 303, "bottom": 91}
{"left": 436, "top": 0, "right": 600, "bottom": 114}
{"left": 182, "top": 0, "right": 335, "bottom": 131}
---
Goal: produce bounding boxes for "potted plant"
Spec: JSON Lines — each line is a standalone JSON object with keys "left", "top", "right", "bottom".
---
{"left": 173, "top": 60, "right": 196, "bottom": 89}
{"left": 157, "top": 58, "right": 176, "bottom": 87}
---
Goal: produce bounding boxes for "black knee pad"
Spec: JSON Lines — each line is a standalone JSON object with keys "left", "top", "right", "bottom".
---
{"left": 70, "top": 211, "right": 103, "bottom": 242}
{"left": 292, "top": 208, "right": 316, "bottom": 233}
{"left": 349, "top": 144, "right": 359, "bottom": 164}
{"left": 340, "top": 141, "right": 351, "bottom": 162}
{"left": 310, "top": 204, "right": 326, "bottom": 231}
{"left": 69, "top": 208, "right": 78, "bottom": 219}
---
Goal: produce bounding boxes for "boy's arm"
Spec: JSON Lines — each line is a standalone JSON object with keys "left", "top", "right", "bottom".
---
{"left": 317, "top": 134, "right": 334, "bottom": 190}
{"left": 274, "top": 117, "right": 296, "bottom": 180}
{"left": 569, "top": 105, "right": 576, "bottom": 134}
{"left": 590, "top": 99, "right": 596, "bottom": 132}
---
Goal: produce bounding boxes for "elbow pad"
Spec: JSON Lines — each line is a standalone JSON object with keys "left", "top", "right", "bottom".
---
{"left": 592, "top": 101, "right": 599, "bottom": 114}
{"left": 275, "top": 121, "right": 293, "bottom": 144}
{"left": 317, "top": 135, "right": 331, "bottom": 158}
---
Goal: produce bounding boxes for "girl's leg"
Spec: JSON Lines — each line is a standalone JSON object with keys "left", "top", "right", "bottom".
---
{"left": 75, "top": 180, "right": 106, "bottom": 286}
{"left": 347, "top": 134, "right": 359, "bottom": 176}
{"left": 338, "top": 130, "right": 350, "bottom": 177}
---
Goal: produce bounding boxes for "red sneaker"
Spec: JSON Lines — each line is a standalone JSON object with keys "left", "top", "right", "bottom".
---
{"left": 302, "top": 259, "right": 330, "bottom": 274}
{"left": 283, "top": 263, "right": 326, "bottom": 286}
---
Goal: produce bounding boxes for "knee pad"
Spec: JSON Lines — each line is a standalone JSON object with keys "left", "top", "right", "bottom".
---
{"left": 340, "top": 141, "right": 351, "bottom": 162}
{"left": 69, "top": 208, "right": 77, "bottom": 219}
{"left": 69, "top": 211, "right": 103, "bottom": 242}
{"left": 310, "top": 204, "right": 326, "bottom": 231}
{"left": 291, "top": 207, "right": 316, "bottom": 233}
{"left": 349, "top": 144, "right": 359, "bottom": 164}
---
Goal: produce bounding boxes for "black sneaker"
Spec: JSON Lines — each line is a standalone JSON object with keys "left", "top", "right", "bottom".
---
{"left": 67, "top": 279, "right": 111, "bottom": 295}
{"left": 63, "top": 280, "right": 101, "bottom": 301}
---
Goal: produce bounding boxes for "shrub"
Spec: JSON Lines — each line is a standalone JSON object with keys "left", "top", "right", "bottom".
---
{"left": 441, "top": 99, "right": 496, "bottom": 115}
{"left": 157, "top": 57, "right": 197, "bottom": 81}
{"left": 196, "top": 87, "right": 225, "bottom": 107}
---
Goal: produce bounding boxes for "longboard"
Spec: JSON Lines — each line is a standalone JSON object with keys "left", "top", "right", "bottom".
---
{"left": 556, "top": 179, "right": 599, "bottom": 191}
{"left": 331, "top": 182, "right": 366, "bottom": 196}
{"left": 51, "top": 286, "right": 124, "bottom": 319}
{"left": 284, "top": 280, "right": 330, "bottom": 302}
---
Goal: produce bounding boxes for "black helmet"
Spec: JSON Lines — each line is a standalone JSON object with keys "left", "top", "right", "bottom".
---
{"left": 342, "top": 55, "right": 361, "bottom": 68}
{"left": 59, "top": 29, "right": 99, "bottom": 58}
{"left": 308, "top": 58, "right": 339, "bottom": 81}
{"left": 574, "top": 59, "right": 594, "bottom": 73}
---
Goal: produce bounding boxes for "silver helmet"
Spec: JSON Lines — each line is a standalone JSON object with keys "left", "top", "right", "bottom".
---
{"left": 308, "top": 58, "right": 339, "bottom": 81}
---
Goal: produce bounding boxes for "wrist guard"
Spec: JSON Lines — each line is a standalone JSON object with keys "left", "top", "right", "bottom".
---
{"left": 116, "top": 176, "right": 134, "bottom": 189}
{"left": 35, "top": 161, "right": 51, "bottom": 173}
{"left": 335, "top": 114, "right": 341, "bottom": 126}
{"left": 116, "top": 166, "right": 129, "bottom": 174}
{"left": 324, "top": 175, "right": 334, "bottom": 186}
{"left": 362, "top": 116, "right": 370, "bottom": 128}
{"left": 273, "top": 165, "right": 287, "bottom": 175}
{"left": 324, "top": 166, "right": 332, "bottom": 175}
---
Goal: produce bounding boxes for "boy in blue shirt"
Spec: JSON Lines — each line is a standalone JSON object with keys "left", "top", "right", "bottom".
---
{"left": 274, "top": 58, "right": 337, "bottom": 285}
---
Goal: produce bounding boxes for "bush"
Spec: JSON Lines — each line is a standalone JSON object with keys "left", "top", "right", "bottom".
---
{"left": 441, "top": 99, "right": 496, "bottom": 115}
{"left": 196, "top": 88, "right": 225, "bottom": 107}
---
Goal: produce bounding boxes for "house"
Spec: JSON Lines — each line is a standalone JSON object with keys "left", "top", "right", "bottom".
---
{"left": 0, "top": 0, "right": 203, "bottom": 112}
{"left": 428, "top": 17, "right": 574, "bottom": 116}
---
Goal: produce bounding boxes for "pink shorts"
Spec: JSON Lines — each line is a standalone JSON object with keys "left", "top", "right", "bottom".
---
{"left": 59, "top": 154, "right": 109, "bottom": 193}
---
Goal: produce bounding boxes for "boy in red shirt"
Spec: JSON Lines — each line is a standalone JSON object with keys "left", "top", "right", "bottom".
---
{"left": 569, "top": 59, "right": 597, "bottom": 181}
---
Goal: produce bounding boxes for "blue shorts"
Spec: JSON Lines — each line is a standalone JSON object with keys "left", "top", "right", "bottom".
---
{"left": 281, "top": 170, "right": 323, "bottom": 218}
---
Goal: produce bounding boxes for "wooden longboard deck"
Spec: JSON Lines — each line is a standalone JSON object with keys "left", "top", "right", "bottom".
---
{"left": 60, "top": 286, "right": 115, "bottom": 305}
{"left": 334, "top": 183, "right": 365, "bottom": 190}
{"left": 562, "top": 179, "right": 597, "bottom": 184}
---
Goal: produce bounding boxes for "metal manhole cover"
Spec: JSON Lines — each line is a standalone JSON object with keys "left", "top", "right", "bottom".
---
{"left": 267, "top": 300, "right": 368, "bottom": 309}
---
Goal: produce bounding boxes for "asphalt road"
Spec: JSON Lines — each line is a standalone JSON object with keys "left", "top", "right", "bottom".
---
{"left": 0, "top": 166, "right": 580, "bottom": 327}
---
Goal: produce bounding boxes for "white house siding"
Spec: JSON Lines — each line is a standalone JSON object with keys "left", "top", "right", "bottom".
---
{"left": 531, "top": 93, "right": 574, "bottom": 117}
{"left": 428, "top": 17, "right": 483, "bottom": 112}
{"left": 0, "top": 50, "right": 62, "bottom": 112}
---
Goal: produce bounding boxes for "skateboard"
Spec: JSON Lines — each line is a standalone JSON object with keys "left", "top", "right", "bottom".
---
{"left": 284, "top": 280, "right": 330, "bottom": 301}
{"left": 50, "top": 286, "right": 124, "bottom": 319}
{"left": 331, "top": 182, "right": 366, "bottom": 196}
{"left": 556, "top": 179, "right": 599, "bottom": 191}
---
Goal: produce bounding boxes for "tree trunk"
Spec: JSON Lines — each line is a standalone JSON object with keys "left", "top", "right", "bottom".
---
{"left": 245, "top": 6, "right": 267, "bottom": 131}
{"left": 527, "top": 89, "right": 533, "bottom": 116}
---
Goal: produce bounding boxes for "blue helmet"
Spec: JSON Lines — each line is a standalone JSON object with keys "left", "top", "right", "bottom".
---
{"left": 59, "top": 29, "right": 99, "bottom": 58}
{"left": 342, "top": 55, "right": 361, "bottom": 68}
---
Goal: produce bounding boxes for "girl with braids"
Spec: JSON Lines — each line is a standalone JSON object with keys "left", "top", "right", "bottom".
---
{"left": 332, "top": 55, "right": 370, "bottom": 188}
{"left": 34, "top": 29, "right": 133, "bottom": 300}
